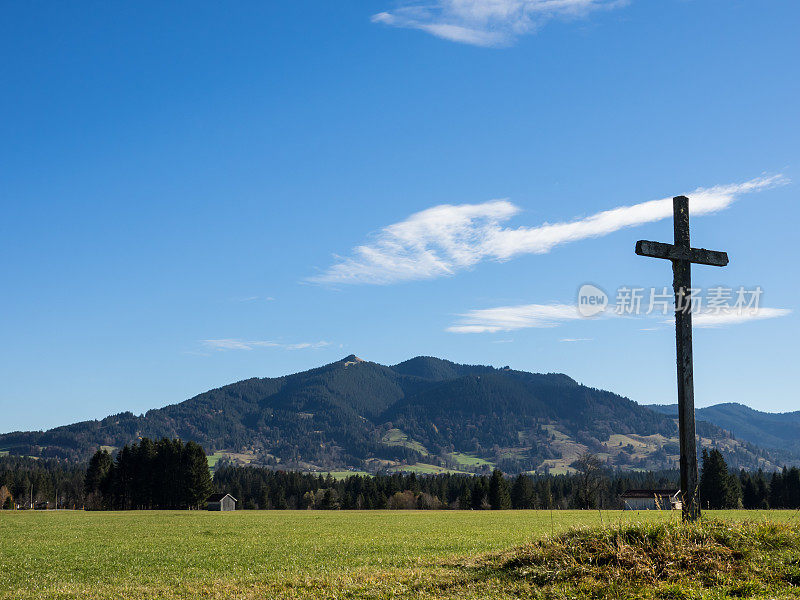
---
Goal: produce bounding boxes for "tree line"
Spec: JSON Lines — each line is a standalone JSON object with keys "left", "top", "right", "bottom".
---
{"left": 2, "top": 442, "right": 799, "bottom": 511}
{"left": 699, "top": 448, "right": 800, "bottom": 510}
{"left": 214, "top": 450, "right": 800, "bottom": 511}
{"left": 83, "top": 437, "right": 212, "bottom": 509}
{"left": 0, "top": 456, "right": 85, "bottom": 509}
{"left": 213, "top": 461, "right": 676, "bottom": 510}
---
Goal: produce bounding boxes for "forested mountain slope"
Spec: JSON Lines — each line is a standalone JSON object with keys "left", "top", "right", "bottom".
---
{"left": 646, "top": 402, "right": 800, "bottom": 455}
{"left": 1, "top": 355, "right": 793, "bottom": 474}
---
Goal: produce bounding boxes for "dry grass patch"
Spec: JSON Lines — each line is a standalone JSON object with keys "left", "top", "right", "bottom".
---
{"left": 460, "top": 519, "right": 800, "bottom": 598}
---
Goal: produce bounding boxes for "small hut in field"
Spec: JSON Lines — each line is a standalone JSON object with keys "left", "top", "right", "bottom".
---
{"left": 206, "top": 493, "right": 236, "bottom": 511}
{"left": 620, "top": 489, "right": 681, "bottom": 511}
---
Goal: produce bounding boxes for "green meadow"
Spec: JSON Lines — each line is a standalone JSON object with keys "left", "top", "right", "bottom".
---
{"left": 2, "top": 510, "right": 799, "bottom": 599}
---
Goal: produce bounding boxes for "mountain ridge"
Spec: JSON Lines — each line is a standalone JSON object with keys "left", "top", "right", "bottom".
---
{"left": 645, "top": 402, "right": 800, "bottom": 455}
{"left": 1, "top": 355, "right": 795, "bottom": 474}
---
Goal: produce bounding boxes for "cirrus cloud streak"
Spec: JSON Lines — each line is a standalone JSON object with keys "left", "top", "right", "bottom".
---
{"left": 201, "top": 339, "right": 331, "bottom": 351}
{"left": 372, "top": 0, "right": 629, "bottom": 47}
{"left": 310, "top": 176, "right": 785, "bottom": 286}
{"left": 447, "top": 303, "right": 582, "bottom": 333}
{"left": 448, "top": 303, "right": 791, "bottom": 333}
{"left": 673, "top": 307, "right": 792, "bottom": 329}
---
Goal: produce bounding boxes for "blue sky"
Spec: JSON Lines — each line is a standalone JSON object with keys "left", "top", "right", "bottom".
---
{"left": 1, "top": 1, "right": 798, "bottom": 432}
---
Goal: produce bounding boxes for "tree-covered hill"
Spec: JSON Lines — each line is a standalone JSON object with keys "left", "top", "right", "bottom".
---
{"left": 0, "top": 355, "right": 794, "bottom": 473}
{"left": 382, "top": 370, "right": 674, "bottom": 457}
{"left": 646, "top": 402, "right": 800, "bottom": 455}
{"left": 390, "top": 356, "right": 496, "bottom": 381}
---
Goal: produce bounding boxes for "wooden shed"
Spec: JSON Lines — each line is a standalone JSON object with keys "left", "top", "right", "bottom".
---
{"left": 620, "top": 489, "right": 681, "bottom": 511}
{"left": 206, "top": 493, "right": 236, "bottom": 511}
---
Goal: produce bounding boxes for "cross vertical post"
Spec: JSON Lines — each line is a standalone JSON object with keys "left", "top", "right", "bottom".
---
{"left": 635, "top": 195, "right": 728, "bottom": 522}
{"left": 672, "top": 196, "right": 700, "bottom": 521}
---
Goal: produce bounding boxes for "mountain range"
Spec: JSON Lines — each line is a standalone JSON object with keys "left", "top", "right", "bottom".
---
{"left": 646, "top": 403, "right": 800, "bottom": 456}
{"left": 1, "top": 355, "right": 796, "bottom": 474}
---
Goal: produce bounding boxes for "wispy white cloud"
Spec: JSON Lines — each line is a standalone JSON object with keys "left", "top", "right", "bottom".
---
{"left": 232, "top": 296, "right": 275, "bottom": 303}
{"left": 203, "top": 339, "right": 271, "bottom": 351}
{"left": 447, "top": 303, "right": 582, "bottom": 333}
{"left": 449, "top": 302, "right": 791, "bottom": 333}
{"left": 311, "top": 176, "right": 785, "bottom": 286}
{"left": 284, "top": 341, "right": 330, "bottom": 350}
{"left": 372, "top": 0, "right": 629, "bottom": 47}
{"left": 201, "top": 339, "right": 330, "bottom": 351}
{"left": 669, "top": 308, "right": 792, "bottom": 329}
{"left": 561, "top": 337, "right": 593, "bottom": 342}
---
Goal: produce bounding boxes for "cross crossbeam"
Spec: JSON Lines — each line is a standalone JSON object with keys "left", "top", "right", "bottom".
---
{"left": 635, "top": 195, "right": 728, "bottom": 522}
{"left": 635, "top": 240, "right": 728, "bottom": 267}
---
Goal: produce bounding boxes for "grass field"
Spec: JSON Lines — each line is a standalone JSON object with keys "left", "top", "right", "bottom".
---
{"left": 388, "top": 462, "right": 472, "bottom": 475}
{"left": 205, "top": 452, "right": 226, "bottom": 469}
{"left": 448, "top": 452, "right": 494, "bottom": 468}
{"left": 205, "top": 451, "right": 256, "bottom": 470}
{"left": 381, "top": 428, "right": 429, "bottom": 455}
{"left": 1, "top": 510, "right": 798, "bottom": 599}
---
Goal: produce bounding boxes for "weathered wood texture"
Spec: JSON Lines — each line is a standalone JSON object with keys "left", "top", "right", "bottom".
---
{"left": 634, "top": 195, "right": 728, "bottom": 522}
{"left": 671, "top": 196, "right": 700, "bottom": 522}
{"left": 635, "top": 240, "right": 728, "bottom": 267}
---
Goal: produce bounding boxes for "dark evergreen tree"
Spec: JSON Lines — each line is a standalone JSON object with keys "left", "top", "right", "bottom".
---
{"left": 511, "top": 474, "right": 535, "bottom": 509}
{"left": 273, "top": 487, "right": 288, "bottom": 509}
{"left": 78, "top": 438, "right": 214, "bottom": 510}
{"left": 755, "top": 470, "right": 770, "bottom": 509}
{"left": 471, "top": 477, "right": 488, "bottom": 509}
{"left": 699, "top": 449, "right": 740, "bottom": 509}
{"left": 488, "top": 469, "right": 511, "bottom": 509}
{"left": 84, "top": 449, "right": 113, "bottom": 509}
{"left": 457, "top": 483, "right": 471, "bottom": 509}
{"left": 786, "top": 467, "right": 800, "bottom": 508}
{"left": 770, "top": 469, "right": 786, "bottom": 508}
{"left": 184, "top": 441, "right": 213, "bottom": 509}
{"left": 740, "top": 470, "right": 760, "bottom": 509}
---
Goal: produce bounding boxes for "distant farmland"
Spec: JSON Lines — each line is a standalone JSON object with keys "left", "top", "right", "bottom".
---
{"left": 2, "top": 510, "right": 797, "bottom": 599}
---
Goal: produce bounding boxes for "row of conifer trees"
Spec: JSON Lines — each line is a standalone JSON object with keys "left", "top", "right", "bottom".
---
{"left": 699, "top": 448, "right": 800, "bottom": 509}
{"left": 84, "top": 437, "right": 212, "bottom": 509}
{"left": 212, "top": 465, "right": 680, "bottom": 510}
{"left": 214, "top": 450, "right": 800, "bottom": 511}
{"left": 5, "top": 440, "right": 797, "bottom": 511}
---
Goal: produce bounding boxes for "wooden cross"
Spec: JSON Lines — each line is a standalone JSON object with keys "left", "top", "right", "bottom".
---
{"left": 635, "top": 195, "right": 728, "bottom": 521}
